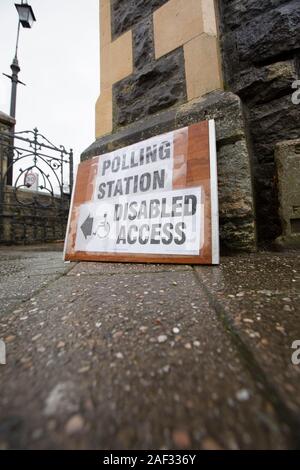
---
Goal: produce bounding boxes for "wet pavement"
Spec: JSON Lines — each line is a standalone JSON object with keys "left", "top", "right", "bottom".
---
{"left": 0, "top": 247, "right": 299, "bottom": 449}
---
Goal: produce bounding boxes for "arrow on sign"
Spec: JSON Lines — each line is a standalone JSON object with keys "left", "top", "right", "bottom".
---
{"left": 81, "top": 214, "right": 94, "bottom": 239}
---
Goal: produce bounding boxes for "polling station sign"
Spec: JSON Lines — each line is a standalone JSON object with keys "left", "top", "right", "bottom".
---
{"left": 64, "top": 120, "right": 219, "bottom": 264}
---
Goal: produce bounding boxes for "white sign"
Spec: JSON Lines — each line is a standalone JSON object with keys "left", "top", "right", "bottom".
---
{"left": 74, "top": 131, "right": 204, "bottom": 256}
{"left": 24, "top": 171, "right": 39, "bottom": 191}
{"left": 94, "top": 132, "right": 174, "bottom": 202}
{"left": 75, "top": 187, "right": 204, "bottom": 255}
{"left": 64, "top": 120, "right": 219, "bottom": 264}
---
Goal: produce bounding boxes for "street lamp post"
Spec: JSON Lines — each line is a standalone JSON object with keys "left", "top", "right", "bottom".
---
{"left": 3, "top": 1, "right": 36, "bottom": 185}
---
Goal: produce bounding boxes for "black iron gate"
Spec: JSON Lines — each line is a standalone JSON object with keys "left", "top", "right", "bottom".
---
{"left": 0, "top": 127, "right": 73, "bottom": 244}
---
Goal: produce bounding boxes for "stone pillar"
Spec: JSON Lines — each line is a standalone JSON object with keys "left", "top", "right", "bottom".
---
{"left": 0, "top": 111, "right": 15, "bottom": 242}
{"left": 95, "top": 0, "right": 222, "bottom": 138}
{"left": 219, "top": 0, "right": 300, "bottom": 246}
{"left": 275, "top": 139, "right": 300, "bottom": 249}
{"left": 0, "top": 111, "right": 15, "bottom": 187}
{"left": 82, "top": 0, "right": 257, "bottom": 252}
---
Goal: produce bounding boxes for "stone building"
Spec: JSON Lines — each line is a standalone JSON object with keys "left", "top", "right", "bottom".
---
{"left": 82, "top": 0, "right": 300, "bottom": 251}
{"left": 0, "top": 111, "right": 15, "bottom": 182}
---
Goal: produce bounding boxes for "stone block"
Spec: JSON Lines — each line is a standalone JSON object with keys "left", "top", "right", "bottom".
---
{"left": 228, "top": 61, "right": 297, "bottom": 106}
{"left": 111, "top": 0, "right": 169, "bottom": 39}
{"left": 153, "top": 0, "right": 207, "bottom": 59}
{"left": 95, "top": 88, "right": 113, "bottom": 138}
{"left": 220, "top": 0, "right": 291, "bottom": 32}
{"left": 132, "top": 17, "right": 155, "bottom": 70}
{"left": 184, "top": 34, "right": 223, "bottom": 101}
{"left": 275, "top": 139, "right": 300, "bottom": 248}
{"left": 235, "top": 1, "right": 300, "bottom": 67}
{"left": 176, "top": 91, "right": 246, "bottom": 144}
{"left": 217, "top": 140, "right": 256, "bottom": 252}
{"left": 113, "top": 48, "right": 187, "bottom": 128}
{"left": 249, "top": 95, "right": 300, "bottom": 163}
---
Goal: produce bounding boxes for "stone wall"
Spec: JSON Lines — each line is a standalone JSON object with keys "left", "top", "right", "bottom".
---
{"left": 218, "top": 0, "right": 300, "bottom": 245}
{"left": 275, "top": 139, "right": 300, "bottom": 248}
{"left": 83, "top": 0, "right": 257, "bottom": 253}
{"left": 96, "top": 0, "right": 223, "bottom": 138}
{"left": 0, "top": 111, "right": 15, "bottom": 183}
{"left": 0, "top": 186, "right": 69, "bottom": 244}
{"left": 0, "top": 111, "right": 71, "bottom": 245}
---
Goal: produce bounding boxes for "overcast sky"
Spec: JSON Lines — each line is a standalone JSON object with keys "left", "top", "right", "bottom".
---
{"left": 0, "top": 0, "right": 99, "bottom": 167}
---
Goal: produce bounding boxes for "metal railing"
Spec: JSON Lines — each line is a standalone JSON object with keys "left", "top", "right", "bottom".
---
{"left": 0, "top": 127, "right": 73, "bottom": 244}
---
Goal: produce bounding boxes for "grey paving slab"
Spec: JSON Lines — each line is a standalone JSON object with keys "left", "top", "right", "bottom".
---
{"left": 194, "top": 252, "right": 300, "bottom": 415}
{"left": 195, "top": 252, "right": 299, "bottom": 294}
{"left": 0, "top": 251, "right": 75, "bottom": 315}
{"left": 0, "top": 270, "right": 293, "bottom": 450}
{"left": 67, "top": 262, "right": 192, "bottom": 276}
{"left": 0, "top": 243, "right": 64, "bottom": 256}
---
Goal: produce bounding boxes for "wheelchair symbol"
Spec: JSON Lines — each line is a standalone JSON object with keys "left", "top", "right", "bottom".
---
{"left": 93, "top": 213, "right": 110, "bottom": 239}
